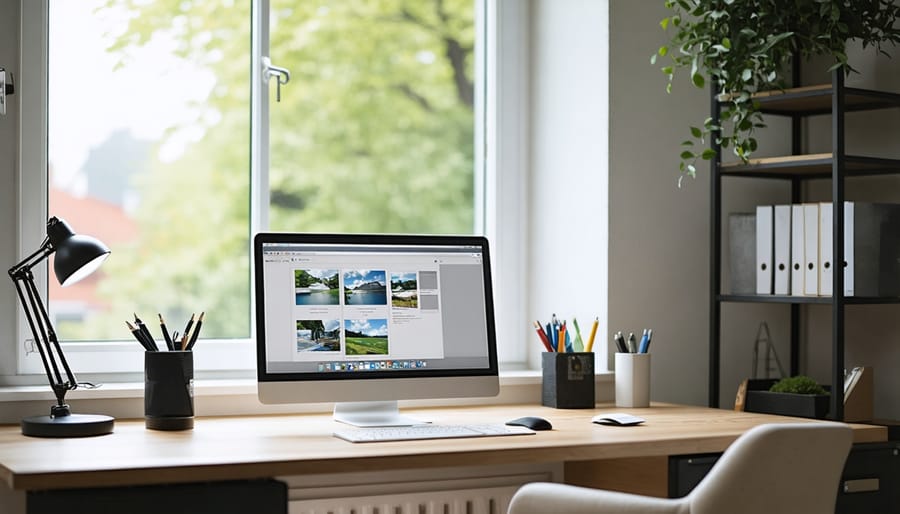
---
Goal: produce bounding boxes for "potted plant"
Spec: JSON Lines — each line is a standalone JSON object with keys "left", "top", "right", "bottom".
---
{"left": 652, "top": 0, "right": 900, "bottom": 184}
{"left": 745, "top": 375, "right": 831, "bottom": 419}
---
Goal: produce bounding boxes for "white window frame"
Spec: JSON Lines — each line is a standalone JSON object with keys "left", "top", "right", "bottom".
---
{"left": 13, "top": 0, "right": 531, "bottom": 381}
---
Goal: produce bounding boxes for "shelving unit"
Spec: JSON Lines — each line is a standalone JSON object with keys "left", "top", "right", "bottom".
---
{"left": 709, "top": 68, "right": 900, "bottom": 421}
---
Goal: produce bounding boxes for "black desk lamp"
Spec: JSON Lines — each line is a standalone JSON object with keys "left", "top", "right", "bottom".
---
{"left": 7, "top": 217, "right": 115, "bottom": 437}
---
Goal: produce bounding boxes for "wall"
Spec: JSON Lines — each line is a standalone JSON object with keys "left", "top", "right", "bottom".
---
{"left": 609, "top": 2, "right": 900, "bottom": 419}
{"left": 0, "top": 0, "right": 19, "bottom": 378}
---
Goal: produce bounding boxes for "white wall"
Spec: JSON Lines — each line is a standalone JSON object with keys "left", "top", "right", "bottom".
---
{"left": 0, "top": 0, "right": 20, "bottom": 378}
{"left": 527, "top": 0, "right": 608, "bottom": 371}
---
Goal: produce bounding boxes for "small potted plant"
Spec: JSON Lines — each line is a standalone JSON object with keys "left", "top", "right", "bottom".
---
{"left": 744, "top": 375, "right": 831, "bottom": 419}
{"left": 652, "top": 0, "right": 900, "bottom": 184}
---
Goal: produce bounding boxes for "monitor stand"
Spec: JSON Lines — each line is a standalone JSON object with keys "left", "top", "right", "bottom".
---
{"left": 333, "top": 401, "right": 431, "bottom": 427}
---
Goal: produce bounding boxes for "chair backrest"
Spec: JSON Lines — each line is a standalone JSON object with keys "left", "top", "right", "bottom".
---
{"left": 688, "top": 422, "right": 852, "bottom": 514}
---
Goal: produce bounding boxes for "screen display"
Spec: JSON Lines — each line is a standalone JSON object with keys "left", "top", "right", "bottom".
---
{"left": 254, "top": 234, "right": 498, "bottom": 384}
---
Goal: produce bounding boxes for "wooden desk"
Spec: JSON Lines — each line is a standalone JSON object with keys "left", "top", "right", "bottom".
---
{"left": 0, "top": 403, "right": 887, "bottom": 513}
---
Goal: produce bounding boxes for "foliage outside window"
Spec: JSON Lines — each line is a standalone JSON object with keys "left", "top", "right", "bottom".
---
{"left": 48, "top": 0, "right": 477, "bottom": 343}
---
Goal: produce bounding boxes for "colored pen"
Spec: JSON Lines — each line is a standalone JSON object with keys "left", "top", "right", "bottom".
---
{"left": 572, "top": 317, "right": 585, "bottom": 352}
{"left": 159, "top": 313, "right": 174, "bottom": 351}
{"left": 534, "top": 320, "right": 554, "bottom": 352}
{"left": 585, "top": 317, "right": 599, "bottom": 352}
{"left": 642, "top": 329, "right": 653, "bottom": 353}
{"left": 627, "top": 332, "right": 637, "bottom": 353}
{"left": 638, "top": 329, "right": 649, "bottom": 353}
{"left": 551, "top": 314, "right": 560, "bottom": 352}
{"left": 186, "top": 311, "right": 204, "bottom": 351}
{"left": 563, "top": 321, "right": 574, "bottom": 353}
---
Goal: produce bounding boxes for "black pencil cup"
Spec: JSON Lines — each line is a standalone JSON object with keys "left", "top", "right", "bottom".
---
{"left": 144, "top": 351, "right": 194, "bottom": 430}
{"left": 541, "top": 352, "right": 595, "bottom": 409}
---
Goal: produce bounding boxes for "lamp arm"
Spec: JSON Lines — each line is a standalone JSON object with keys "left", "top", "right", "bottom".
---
{"left": 7, "top": 240, "right": 78, "bottom": 409}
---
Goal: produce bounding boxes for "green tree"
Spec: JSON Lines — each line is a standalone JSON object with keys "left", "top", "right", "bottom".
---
{"left": 87, "top": 0, "right": 475, "bottom": 340}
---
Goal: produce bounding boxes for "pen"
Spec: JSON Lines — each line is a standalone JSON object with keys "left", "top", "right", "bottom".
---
{"left": 572, "top": 317, "right": 584, "bottom": 352}
{"left": 563, "top": 321, "right": 573, "bottom": 353}
{"left": 534, "top": 320, "right": 554, "bottom": 352}
{"left": 627, "top": 332, "right": 637, "bottom": 353}
{"left": 134, "top": 313, "right": 159, "bottom": 351}
{"left": 638, "top": 329, "right": 649, "bottom": 354}
{"left": 180, "top": 313, "right": 195, "bottom": 351}
{"left": 186, "top": 311, "right": 204, "bottom": 351}
{"left": 126, "top": 321, "right": 153, "bottom": 351}
{"left": 551, "top": 314, "right": 560, "bottom": 352}
{"left": 613, "top": 331, "right": 628, "bottom": 353}
{"left": 586, "top": 317, "right": 598, "bottom": 353}
{"left": 641, "top": 329, "right": 653, "bottom": 353}
{"left": 159, "top": 313, "right": 174, "bottom": 351}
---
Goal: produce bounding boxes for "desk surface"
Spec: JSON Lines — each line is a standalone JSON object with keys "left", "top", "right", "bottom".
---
{"left": 0, "top": 402, "right": 886, "bottom": 492}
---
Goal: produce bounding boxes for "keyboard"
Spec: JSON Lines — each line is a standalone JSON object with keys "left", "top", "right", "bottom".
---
{"left": 334, "top": 423, "right": 535, "bottom": 443}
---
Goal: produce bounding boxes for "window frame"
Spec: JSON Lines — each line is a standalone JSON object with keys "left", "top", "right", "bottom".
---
{"left": 12, "top": 0, "right": 530, "bottom": 381}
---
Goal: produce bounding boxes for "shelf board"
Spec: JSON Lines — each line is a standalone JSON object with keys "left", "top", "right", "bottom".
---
{"left": 720, "top": 84, "right": 900, "bottom": 116}
{"left": 718, "top": 294, "right": 900, "bottom": 305}
{"left": 720, "top": 153, "right": 900, "bottom": 178}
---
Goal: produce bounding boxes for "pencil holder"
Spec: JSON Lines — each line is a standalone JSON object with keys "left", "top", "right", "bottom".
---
{"left": 615, "top": 352, "right": 651, "bottom": 408}
{"left": 144, "top": 351, "right": 194, "bottom": 430}
{"left": 541, "top": 352, "right": 595, "bottom": 409}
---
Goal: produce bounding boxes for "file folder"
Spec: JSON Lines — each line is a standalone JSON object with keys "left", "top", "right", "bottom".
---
{"left": 756, "top": 205, "right": 773, "bottom": 295}
{"left": 728, "top": 213, "right": 756, "bottom": 295}
{"left": 819, "top": 202, "right": 833, "bottom": 296}
{"left": 791, "top": 204, "right": 805, "bottom": 296}
{"left": 803, "top": 203, "right": 819, "bottom": 296}
{"left": 773, "top": 205, "right": 791, "bottom": 295}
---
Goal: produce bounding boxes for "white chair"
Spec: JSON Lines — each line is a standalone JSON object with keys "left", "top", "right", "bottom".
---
{"left": 508, "top": 422, "right": 852, "bottom": 514}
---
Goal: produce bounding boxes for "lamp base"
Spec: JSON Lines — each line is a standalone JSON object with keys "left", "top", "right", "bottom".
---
{"left": 21, "top": 413, "right": 115, "bottom": 438}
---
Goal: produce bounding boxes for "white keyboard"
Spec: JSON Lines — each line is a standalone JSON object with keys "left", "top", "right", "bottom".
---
{"left": 334, "top": 423, "right": 535, "bottom": 443}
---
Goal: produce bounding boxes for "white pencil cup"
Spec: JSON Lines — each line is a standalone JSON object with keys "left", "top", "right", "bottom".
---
{"left": 615, "top": 352, "right": 651, "bottom": 408}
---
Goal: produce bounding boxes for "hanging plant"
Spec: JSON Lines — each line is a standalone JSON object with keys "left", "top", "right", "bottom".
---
{"left": 652, "top": 0, "right": 900, "bottom": 185}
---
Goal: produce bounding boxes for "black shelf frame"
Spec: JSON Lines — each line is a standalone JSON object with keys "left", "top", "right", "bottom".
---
{"left": 708, "top": 67, "right": 900, "bottom": 421}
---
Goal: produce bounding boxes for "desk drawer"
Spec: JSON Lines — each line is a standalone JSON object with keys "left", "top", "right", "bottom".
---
{"left": 835, "top": 442, "right": 900, "bottom": 514}
{"left": 667, "top": 453, "right": 719, "bottom": 498}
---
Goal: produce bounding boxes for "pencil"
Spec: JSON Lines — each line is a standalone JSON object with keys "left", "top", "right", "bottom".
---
{"left": 572, "top": 317, "right": 585, "bottom": 352}
{"left": 585, "top": 317, "right": 599, "bottom": 352}
{"left": 126, "top": 321, "right": 153, "bottom": 351}
{"left": 186, "top": 311, "right": 204, "bottom": 351}
{"left": 180, "top": 314, "right": 195, "bottom": 351}
{"left": 557, "top": 322, "right": 566, "bottom": 353}
{"left": 159, "top": 313, "right": 174, "bottom": 351}
{"left": 134, "top": 313, "right": 159, "bottom": 351}
{"left": 533, "top": 320, "right": 553, "bottom": 352}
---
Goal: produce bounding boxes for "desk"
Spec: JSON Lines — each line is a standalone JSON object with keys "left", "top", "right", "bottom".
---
{"left": 0, "top": 403, "right": 887, "bottom": 513}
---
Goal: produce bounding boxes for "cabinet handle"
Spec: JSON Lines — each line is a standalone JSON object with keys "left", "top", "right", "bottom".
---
{"left": 843, "top": 478, "right": 879, "bottom": 494}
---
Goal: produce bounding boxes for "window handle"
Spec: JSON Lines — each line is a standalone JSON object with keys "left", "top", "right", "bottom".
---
{"left": 262, "top": 57, "right": 291, "bottom": 102}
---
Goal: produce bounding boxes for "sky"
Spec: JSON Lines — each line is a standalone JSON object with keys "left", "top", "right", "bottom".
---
{"left": 48, "top": 0, "right": 217, "bottom": 195}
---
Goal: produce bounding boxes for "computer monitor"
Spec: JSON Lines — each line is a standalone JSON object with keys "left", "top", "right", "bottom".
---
{"left": 253, "top": 233, "right": 499, "bottom": 426}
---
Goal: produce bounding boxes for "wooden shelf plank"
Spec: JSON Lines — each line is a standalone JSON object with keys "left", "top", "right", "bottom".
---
{"left": 720, "top": 153, "right": 900, "bottom": 178}
{"left": 718, "top": 294, "right": 900, "bottom": 305}
{"left": 719, "top": 84, "right": 900, "bottom": 116}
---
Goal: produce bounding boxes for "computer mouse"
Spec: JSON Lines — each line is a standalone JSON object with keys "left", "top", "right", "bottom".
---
{"left": 505, "top": 416, "right": 552, "bottom": 431}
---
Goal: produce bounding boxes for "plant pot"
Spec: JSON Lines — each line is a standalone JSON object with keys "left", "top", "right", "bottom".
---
{"left": 743, "top": 378, "right": 830, "bottom": 419}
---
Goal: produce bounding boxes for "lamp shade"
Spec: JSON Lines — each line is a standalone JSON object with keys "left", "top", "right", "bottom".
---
{"left": 47, "top": 217, "right": 111, "bottom": 287}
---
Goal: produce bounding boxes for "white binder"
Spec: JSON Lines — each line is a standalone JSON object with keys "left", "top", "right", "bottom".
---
{"left": 819, "top": 202, "right": 834, "bottom": 296}
{"left": 791, "top": 204, "right": 805, "bottom": 296}
{"left": 845, "top": 201, "right": 854, "bottom": 296}
{"left": 803, "top": 203, "right": 819, "bottom": 296}
{"left": 756, "top": 205, "right": 773, "bottom": 295}
{"left": 773, "top": 205, "right": 791, "bottom": 295}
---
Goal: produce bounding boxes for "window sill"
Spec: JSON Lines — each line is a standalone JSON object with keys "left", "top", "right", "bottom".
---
{"left": 0, "top": 370, "right": 614, "bottom": 424}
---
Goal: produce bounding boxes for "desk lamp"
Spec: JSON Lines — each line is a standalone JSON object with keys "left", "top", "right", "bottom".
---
{"left": 7, "top": 216, "right": 115, "bottom": 437}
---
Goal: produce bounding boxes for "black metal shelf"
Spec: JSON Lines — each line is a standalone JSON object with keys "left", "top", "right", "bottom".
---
{"left": 708, "top": 68, "right": 900, "bottom": 423}
{"left": 718, "top": 294, "right": 900, "bottom": 305}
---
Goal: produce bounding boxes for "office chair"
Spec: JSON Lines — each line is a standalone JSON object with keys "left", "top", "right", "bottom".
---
{"left": 507, "top": 422, "right": 852, "bottom": 514}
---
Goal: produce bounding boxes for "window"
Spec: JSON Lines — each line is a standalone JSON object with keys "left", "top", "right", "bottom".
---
{"left": 17, "top": 0, "right": 529, "bottom": 377}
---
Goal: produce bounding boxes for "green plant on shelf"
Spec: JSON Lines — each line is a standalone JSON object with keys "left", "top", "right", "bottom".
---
{"left": 769, "top": 375, "right": 829, "bottom": 396}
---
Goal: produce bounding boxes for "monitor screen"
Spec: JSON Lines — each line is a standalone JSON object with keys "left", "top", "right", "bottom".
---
{"left": 253, "top": 233, "right": 499, "bottom": 426}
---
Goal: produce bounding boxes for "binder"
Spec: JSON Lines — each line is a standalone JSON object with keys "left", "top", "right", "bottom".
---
{"left": 791, "top": 204, "right": 805, "bottom": 296}
{"left": 773, "top": 205, "right": 791, "bottom": 295}
{"left": 803, "top": 203, "right": 819, "bottom": 296}
{"left": 728, "top": 213, "right": 756, "bottom": 294}
{"left": 755, "top": 205, "right": 773, "bottom": 295}
{"left": 819, "top": 202, "right": 833, "bottom": 296}
{"left": 844, "top": 201, "right": 854, "bottom": 296}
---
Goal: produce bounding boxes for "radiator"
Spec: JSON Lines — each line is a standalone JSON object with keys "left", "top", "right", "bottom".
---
{"left": 288, "top": 484, "right": 519, "bottom": 514}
